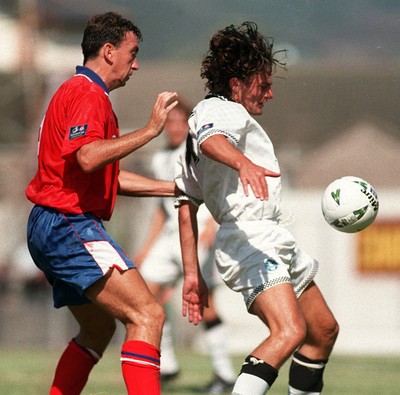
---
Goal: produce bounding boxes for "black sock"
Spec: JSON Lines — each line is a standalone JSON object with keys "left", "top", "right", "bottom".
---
{"left": 240, "top": 355, "right": 278, "bottom": 387}
{"left": 204, "top": 317, "right": 222, "bottom": 330}
{"left": 289, "top": 351, "right": 328, "bottom": 392}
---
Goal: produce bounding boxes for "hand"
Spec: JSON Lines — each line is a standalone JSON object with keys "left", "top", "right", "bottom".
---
{"left": 147, "top": 92, "right": 179, "bottom": 136}
{"left": 238, "top": 159, "right": 280, "bottom": 200}
{"left": 182, "top": 275, "right": 209, "bottom": 326}
{"left": 200, "top": 134, "right": 280, "bottom": 201}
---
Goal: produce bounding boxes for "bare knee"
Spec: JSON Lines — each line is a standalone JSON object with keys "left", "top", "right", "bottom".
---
{"left": 270, "top": 317, "right": 307, "bottom": 358}
{"left": 284, "top": 319, "right": 307, "bottom": 351}
{"left": 302, "top": 315, "right": 339, "bottom": 358}
{"left": 321, "top": 316, "right": 339, "bottom": 350}
{"left": 124, "top": 299, "right": 166, "bottom": 344}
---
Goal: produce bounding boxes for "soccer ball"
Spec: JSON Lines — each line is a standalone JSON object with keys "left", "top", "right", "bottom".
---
{"left": 321, "top": 176, "right": 379, "bottom": 233}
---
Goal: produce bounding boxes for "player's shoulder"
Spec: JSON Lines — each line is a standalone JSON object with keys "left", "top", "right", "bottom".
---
{"left": 59, "top": 75, "right": 109, "bottom": 106}
{"left": 195, "top": 95, "right": 238, "bottom": 117}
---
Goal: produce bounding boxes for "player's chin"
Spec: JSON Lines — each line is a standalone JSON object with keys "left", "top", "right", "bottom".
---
{"left": 122, "top": 75, "right": 131, "bottom": 85}
{"left": 252, "top": 106, "right": 264, "bottom": 115}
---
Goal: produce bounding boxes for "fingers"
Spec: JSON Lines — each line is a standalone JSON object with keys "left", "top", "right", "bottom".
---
{"left": 240, "top": 166, "right": 281, "bottom": 201}
{"left": 264, "top": 169, "right": 281, "bottom": 178}
{"left": 157, "top": 91, "right": 178, "bottom": 112}
{"left": 182, "top": 298, "right": 203, "bottom": 326}
{"left": 148, "top": 92, "right": 179, "bottom": 135}
{"left": 240, "top": 173, "right": 267, "bottom": 200}
{"left": 182, "top": 285, "right": 205, "bottom": 326}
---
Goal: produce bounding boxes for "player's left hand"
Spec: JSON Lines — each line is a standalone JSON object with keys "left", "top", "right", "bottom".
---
{"left": 182, "top": 275, "right": 209, "bottom": 325}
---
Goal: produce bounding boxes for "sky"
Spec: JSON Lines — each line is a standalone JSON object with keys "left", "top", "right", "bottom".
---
{"left": 117, "top": 0, "right": 400, "bottom": 63}
{"left": 4, "top": 0, "right": 399, "bottom": 65}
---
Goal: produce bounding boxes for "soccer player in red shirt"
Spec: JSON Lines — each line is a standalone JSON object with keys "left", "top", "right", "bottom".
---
{"left": 26, "top": 12, "right": 178, "bottom": 395}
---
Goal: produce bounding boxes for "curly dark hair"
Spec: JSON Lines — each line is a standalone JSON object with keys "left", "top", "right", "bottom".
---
{"left": 81, "top": 12, "right": 142, "bottom": 64}
{"left": 201, "top": 22, "right": 284, "bottom": 98}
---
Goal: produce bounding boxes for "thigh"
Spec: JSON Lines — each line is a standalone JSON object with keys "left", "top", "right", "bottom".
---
{"left": 249, "top": 283, "right": 307, "bottom": 368}
{"left": 251, "top": 282, "right": 304, "bottom": 333}
{"left": 84, "top": 267, "right": 164, "bottom": 345}
{"left": 85, "top": 268, "right": 156, "bottom": 321}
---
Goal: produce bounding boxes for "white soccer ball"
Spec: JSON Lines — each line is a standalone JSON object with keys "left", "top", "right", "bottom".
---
{"left": 321, "top": 176, "right": 379, "bottom": 233}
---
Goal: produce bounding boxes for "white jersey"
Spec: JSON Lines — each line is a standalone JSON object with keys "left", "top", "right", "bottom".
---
{"left": 175, "top": 95, "right": 282, "bottom": 224}
{"left": 152, "top": 143, "right": 211, "bottom": 232}
{"left": 175, "top": 95, "right": 318, "bottom": 309}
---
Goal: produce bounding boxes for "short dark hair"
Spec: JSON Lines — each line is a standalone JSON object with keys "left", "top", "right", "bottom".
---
{"left": 81, "top": 12, "right": 142, "bottom": 64}
{"left": 201, "top": 22, "right": 284, "bottom": 97}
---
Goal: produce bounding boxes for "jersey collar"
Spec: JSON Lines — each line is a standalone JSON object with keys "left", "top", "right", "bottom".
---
{"left": 75, "top": 66, "right": 109, "bottom": 94}
{"left": 205, "top": 92, "right": 234, "bottom": 102}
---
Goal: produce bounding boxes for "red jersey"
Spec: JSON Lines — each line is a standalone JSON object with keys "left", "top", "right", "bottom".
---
{"left": 26, "top": 66, "right": 119, "bottom": 220}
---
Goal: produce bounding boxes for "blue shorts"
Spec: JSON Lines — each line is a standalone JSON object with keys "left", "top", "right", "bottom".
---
{"left": 27, "top": 205, "right": 135, "bottom": 308}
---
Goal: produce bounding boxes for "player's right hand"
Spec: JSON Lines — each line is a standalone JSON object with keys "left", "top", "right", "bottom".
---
{"left": 238, "top": 161, "right": 280, "bottom": 201}
{"left": 147, "top": 92, "right": 179, "bottom": 136}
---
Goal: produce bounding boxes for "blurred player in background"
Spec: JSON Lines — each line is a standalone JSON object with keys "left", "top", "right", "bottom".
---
{"left": 135, "top": 98, "right": 236, "bottom": 393}
{"left": 175, "top": 22, "right": 339, "bottom": 395}
{"left": 25, "top": 12, "right": 178, "bottom": 395}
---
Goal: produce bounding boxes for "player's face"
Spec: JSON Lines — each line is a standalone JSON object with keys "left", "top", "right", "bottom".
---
{"left": 164, "top": 108, "right": 188, "bottom": 148}
{"left": 111, "top": 31, "right": 139, "bottom": 90}
{"left": 234, "top": 72, "right": 273, "bottom": 116}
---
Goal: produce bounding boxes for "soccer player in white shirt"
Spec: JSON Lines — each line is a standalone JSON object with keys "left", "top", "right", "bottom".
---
{"left": 136, "top": 100, "right": 236, "bottom": 392}
{"left": 175, "top": 22, "right": 339, "bottom": 395}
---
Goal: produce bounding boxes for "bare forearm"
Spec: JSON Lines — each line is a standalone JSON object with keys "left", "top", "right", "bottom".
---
{"left": 76, "top": 91, "right": 179, "bottom": 173}
{"left": 200, "top": 134, "right": 250, "bottom": 171}
{"left": 179, "top": 202, "right": 200, "bottom": 277}
{"left": 77, "top": 127, "right": 159, "bottom": 173}
{"left": 117, "top": 170, "right": 177, "bottom": 197}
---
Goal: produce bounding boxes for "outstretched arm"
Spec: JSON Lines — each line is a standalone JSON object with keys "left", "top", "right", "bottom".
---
{"left": 117, "top": 170, "right": 179, "bottom": 197}
{"left": 200, "top": 134, "right": 280, "bottom": 200}
{"left": 76, "top": 92, "right": 178, "bottom": 172}
{"left": 178, "top": 200, "right": 209, "bottom": 325}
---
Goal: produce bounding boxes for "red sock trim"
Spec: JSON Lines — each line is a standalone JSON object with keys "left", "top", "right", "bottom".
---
{"left": 121, "top": 340, "right": 161, "bottom": 368}
{"left": 121, "top": 340, "right": 161, "bottom": 395}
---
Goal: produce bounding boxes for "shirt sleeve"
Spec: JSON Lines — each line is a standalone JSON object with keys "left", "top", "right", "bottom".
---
{"left": 174, "top": 143, "right": 204, "bottom": 204}
{"left": 61, "top": 90, "right": 109, "bottom": 161}
{"left": 195, "top": 99, "right": 243, "bottom": 148}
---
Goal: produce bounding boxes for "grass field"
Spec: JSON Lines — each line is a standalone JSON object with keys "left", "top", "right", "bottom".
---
{"left": 1, "top": 347, "right": 400, "bottom": 394}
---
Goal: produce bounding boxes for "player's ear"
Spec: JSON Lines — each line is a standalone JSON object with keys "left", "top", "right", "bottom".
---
{"left": 229, "top": 77, "right": 241, "bottom": 101}
{"left": 103, "top": 43, "right": 114, "bottom": 63}
{"left": 229, "top": 77, "right": 240, "bottom": 91}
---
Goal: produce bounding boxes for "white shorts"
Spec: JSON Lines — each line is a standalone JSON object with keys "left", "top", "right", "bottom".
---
{"left": 214, "top": 220, "right": 318, "bottom": 311}
{"left": 139, "top": 230, "right": 221, "bottom": 289}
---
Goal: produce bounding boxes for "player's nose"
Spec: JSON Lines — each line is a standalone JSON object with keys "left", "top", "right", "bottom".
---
{"left": 132, "top": 58, "right": 139, "bottom": 70}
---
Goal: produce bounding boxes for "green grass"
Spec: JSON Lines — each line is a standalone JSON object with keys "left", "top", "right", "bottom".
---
{"left": 0, "top": 347, "right": 400, "bottom": 394}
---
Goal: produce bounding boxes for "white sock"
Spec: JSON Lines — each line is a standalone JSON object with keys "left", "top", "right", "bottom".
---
{"left": 160, "top": 320, "right": 179, "bottom": 374}
{"left": 288, "top": 385, "right": 320, "bottom": 395}
{"left": 205, "top": 322, "right": 236, "bottom": 382}
{"left": 232, "top": 373, "right": 270, "bottom": 395}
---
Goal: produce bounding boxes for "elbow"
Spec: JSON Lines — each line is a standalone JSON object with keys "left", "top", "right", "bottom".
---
{"left": 76, "top": 149, "right": 97, "bottom": 173}
{"left": 79, "top": 160, "right": 96, "bottom": 174}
